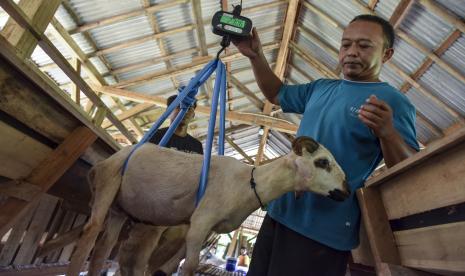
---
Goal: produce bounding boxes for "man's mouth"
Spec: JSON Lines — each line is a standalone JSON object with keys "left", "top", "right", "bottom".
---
{"left": 344, "top": 62, "right": 361, "bottom": 66}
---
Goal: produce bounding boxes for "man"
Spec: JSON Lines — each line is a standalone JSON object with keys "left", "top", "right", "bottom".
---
{"left": 149, "top": 94, "right": 203, "bottom": 155}
{"left": 233, "top": 15, "right": 419, "bottom": 275}
{"left": 237, "top": 246, "right": 250, "bottom": 267}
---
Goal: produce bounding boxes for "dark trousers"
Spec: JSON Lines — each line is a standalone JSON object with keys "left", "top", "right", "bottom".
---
{"left": 247, "top": 215, "right": 349, "bottom": 276}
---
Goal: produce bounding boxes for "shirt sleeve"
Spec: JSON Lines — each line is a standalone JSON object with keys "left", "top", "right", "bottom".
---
{"left": 278, "top": 80, "right": 319, "bottom": 114}
{"left": 392, "top": 98, "right": 420, "bottom": 151}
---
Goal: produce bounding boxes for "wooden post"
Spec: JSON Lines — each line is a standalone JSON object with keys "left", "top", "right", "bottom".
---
{"left": 0, "top": 126, "right": 97, "bottom": 237}
{"left": 357, "top": 187, "right": 401, "bottom": 274}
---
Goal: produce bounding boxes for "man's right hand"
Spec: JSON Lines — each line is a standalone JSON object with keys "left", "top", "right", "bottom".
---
{"left": 232, "top": 27, "right": 262, "bottom": 59}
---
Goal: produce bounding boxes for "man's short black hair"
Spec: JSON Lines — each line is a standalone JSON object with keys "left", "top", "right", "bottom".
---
{"left": 167, "top": 94, "right": 197, "bottom": 109}
{"left": 350, "top": 14, "right": 395, "bottom": 49}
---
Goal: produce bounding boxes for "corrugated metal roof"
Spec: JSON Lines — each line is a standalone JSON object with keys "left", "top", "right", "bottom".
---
{"left": 1, "top": 0, "right": 464, "bottom": 152}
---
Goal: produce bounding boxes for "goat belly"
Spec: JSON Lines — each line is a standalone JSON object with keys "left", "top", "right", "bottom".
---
{"left": 117, "top": 144, "right": 204, "bottom": 225}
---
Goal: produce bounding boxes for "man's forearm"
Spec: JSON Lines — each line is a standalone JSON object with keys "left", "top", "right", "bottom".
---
{"left": 379, "top": 130, "right": 417, "bottom": 168}
{"left": 249, "top": 53, "right": 282, "bottom": 105}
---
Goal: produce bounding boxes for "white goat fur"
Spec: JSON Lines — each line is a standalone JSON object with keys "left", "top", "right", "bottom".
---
{"left": 67, "top": 137, "right": 348, "bottom": 276}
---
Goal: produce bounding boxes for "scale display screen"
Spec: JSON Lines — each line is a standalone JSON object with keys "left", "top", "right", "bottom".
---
{"left": 220, "top": 15, "right": 246, "bottom": 29}
{"left": 212, "top": 11, "right": 252, "bottom": 37}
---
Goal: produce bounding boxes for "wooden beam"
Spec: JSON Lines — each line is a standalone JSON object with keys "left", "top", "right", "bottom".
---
{"left": 111, "top": 42, "right": 280, "bottom": 89}
{"left": 0, "top": 126, "right": 97, "bottom": 238}
{"left": 397, "top": 31, "right": 465, "bottom": 85}
{"left": 357, "top": 187, "right": 401, "bottom": 273}
{"left": 93, "top": 86, "right": 298, "bottom": 134}
{"left": 0, "top": 41, "right": 120, "bottom": 152}
{"left": 71, "top": 58, "right": 81, "bottom": 106}
{"left": 192, "top": 0, "right": 208, "bottom": 56}
{"left": 0, "top": 0, "right": 61, "bottom": 58}
{"left": 389, "top": 0, "right": 414, "bottom": 29}
{"left": 102, "top": 103, "right": 154, "bottom": 128}
{"left": 225, "top": 136, "right": 254, "bottom": 164}
{"left": 256, "top": 0, "right": 300, "bottom": 165}
{"left": 69, "top": 0, "right": 189, "bottom": 34}
{"left": 0, "top": 0, "right": 138, "bottom": 144}
{"left": 368, "top": 0, "right": 379, "bottom": 10}
{"left": 229, "top": 75, "right": 265, "bottom": 110}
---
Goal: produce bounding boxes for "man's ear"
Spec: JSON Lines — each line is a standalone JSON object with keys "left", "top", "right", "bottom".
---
{"left": 382, "top": 47, "right": 394, "bottom": 63}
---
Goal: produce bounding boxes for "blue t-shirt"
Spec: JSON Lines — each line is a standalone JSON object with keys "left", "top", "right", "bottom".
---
{"left": 267, "top": 78, "right": 419, "bottom": 251}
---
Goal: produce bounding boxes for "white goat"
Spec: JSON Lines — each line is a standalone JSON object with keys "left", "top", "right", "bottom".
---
{"left": 67, "top": 136, "right": 349, "bottom": 276}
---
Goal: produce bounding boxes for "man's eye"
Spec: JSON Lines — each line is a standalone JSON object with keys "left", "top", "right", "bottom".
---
{"left": 359, "top": 44, "right": 371, "bottom": 48}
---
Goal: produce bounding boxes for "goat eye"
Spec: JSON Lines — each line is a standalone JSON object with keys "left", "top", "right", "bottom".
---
{"left": 314, "top": 158, "right": 330, "bottom": 168}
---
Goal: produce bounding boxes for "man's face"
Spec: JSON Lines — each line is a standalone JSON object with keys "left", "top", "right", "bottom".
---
{"left": 338, "top": 20, "right": 393, "bottom": 81}
{"left": 170, "top": 105, "right": 195, "bottom": 126}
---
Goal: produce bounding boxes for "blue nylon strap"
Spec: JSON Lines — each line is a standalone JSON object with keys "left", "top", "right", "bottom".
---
{"left": 121, "top": 58, "right": 227, "bottom": 207}
{"left": 196, "top": 60, "right": 226, "bottom": 204}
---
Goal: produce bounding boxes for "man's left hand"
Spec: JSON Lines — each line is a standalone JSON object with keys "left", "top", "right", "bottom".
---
{"left": 358, "top": 95, "right": 396, "bottom": 139}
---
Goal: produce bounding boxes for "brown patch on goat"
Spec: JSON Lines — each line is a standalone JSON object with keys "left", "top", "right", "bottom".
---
{"left": 292, "top": 136, "right": 320, "bottom": 156}
{"left": 314, "top": 158, "right": 332, "bottom": 172}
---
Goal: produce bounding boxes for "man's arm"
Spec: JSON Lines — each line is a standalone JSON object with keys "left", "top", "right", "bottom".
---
{"left": 233, "top": 28, "right": 282, "bottom": 105}
{"left": 358, "top": 95, "right": 417, "bottom": 168}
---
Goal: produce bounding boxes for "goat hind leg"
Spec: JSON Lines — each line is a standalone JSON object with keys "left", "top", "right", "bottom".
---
{"left": 67, "top": 168, "right": 122, "bottom": 276}
{"left": 88, "top": 211, "right": 127, "bottom": 276}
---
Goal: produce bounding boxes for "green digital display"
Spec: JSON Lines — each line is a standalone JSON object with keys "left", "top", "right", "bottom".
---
{"left": 220, "top": 15, "right": 246, "bottom": 29}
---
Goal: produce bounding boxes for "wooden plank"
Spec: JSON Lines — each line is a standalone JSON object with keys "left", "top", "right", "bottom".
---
{"left": 229, "top": 75, "right": 264, "bottom": 110}
{"left": 0, "top": 31, "right": 120, "bottom": 151}
{"left": 93, "top": 86, "right": 298, "bottom": 133}
{"left": 0, "top": 0, "right": 61, "bottom": 58}
{"left": 71, "top": 58, "right": 81, "bottom": 106}
{"left": 289, "top": 41, "right": 338, "bottom": 79}
{"left": 379, "top": 138, "right": 465, "bottom": 219}
{"left": 389, "top": 0, "right": 414, "bottom": 29}
{"left": 0, "top": 180, "right": 42, "bottom": 202}
{"left": 102, "top": 103, "right": 153, "bottom": 129}
{"left": 366, "top": 127, "right": 465, "bottom": 187}
{"left": 225, "top": 136, "right": 254, "bottom": 164}
{"left": 0, "top": 204, "right": 36, "bottom": 266}
{"left": 59, "top": 214, "right": 87, "bottom": 262}
{"left": 256, "top": 0, "right": 300, "bottom": 165}
{"left": 13, "top": 195, "right": 58, "bottom": 265}
{"left": 394, "top": 222, "right": 465, "bottom": 274}
{"left": 357, "top": 187, "right": 401, "bottom": 272}
{"left": 0, "top": 122, "right": 52, "bottom": 180}
{"left": 0, "top": 126, "right": 97, "bottom": 237}
{"left": 45, "top": 211, "right": 77, "bottom": 263}
{"left": 0, "top": 1, "right": 137, "bottom": 144}
{"left": 34, "top": 205, "right": 65, "bottom": 263}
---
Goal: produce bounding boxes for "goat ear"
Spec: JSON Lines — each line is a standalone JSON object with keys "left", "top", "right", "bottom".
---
{"left": 292, "top": 136, "right": 319, "bottom": 156}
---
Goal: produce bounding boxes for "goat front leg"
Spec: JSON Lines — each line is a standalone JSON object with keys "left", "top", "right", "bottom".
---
{"left": 88, "top": 211, "right": 127, "bottom": 276}
{"left": 180, "top": 215, "right": 213, "bottom": 276}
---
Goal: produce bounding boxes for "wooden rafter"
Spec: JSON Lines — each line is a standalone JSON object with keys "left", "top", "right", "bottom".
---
{"left": 0, "top": 0, "right": 138, "bottom": 144}
{"left": 92, "top": 86, "right": 298, "bottom": 134}
{"left": 0, "top": 0, "right": 61, "bottom": 58}
{"left": 49, "top": 18, "right": 145, "bottom": 138}
{"left": 225, "top": 136, "right": 254, "bottom": 164}
{"left": 389, "top": 0, "right": 414, "bottom": 29}
{"left": 229, "top": 75, "right": 265, "bottom": 110}
{"left": 110, "top": 42, "right": 280, "bottom": 89}
{"left": 255, "top": 0, "right": 300, "bottom": 165}
{"left": 418, "top": 0, "right": 465, "bottom": 33}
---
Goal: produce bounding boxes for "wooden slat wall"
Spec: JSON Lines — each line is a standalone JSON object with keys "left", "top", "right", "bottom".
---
{"left": 357, "top": 129, "right": 465, "bottom": 275}
{"left": 0, "top": 194, "right": 89, "bottom": 268}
